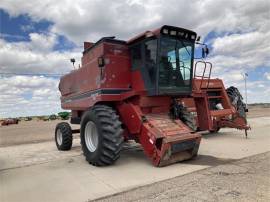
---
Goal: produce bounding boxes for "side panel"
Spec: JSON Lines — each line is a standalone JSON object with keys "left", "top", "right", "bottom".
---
{"left": 59, "top": 42, "right": 132, "bottom": 110}
{"left": 131, "top": 70, "right": 147, "bottom": 92}
{"left": 59, "top": 44, "right": 103, "bottom": 97}
{"left": 101, "top": 43, "right": 131, "bottom": 89}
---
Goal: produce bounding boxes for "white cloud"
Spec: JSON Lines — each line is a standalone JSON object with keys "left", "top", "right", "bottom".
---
{"left": 212, "top": 32, "right": 270, "bottom": 56}
{"left": 0, "top": 35, "right": 81, "bottom": 74}
{"left": 29, "top": 33, "right": 56, "bottom": 52}
{"left": 0, "top": 75, "right": 62, "bottom": 118}
{"left": 1, "top": 0, "right": 269, "bottom": 43}
{"left": 264, "top": 72, "right": 270, "bottom": 80}
{"left": 0, "top": 0, "right": 270, "bottom": 117}
{"left": 209, "top": 31, "right": 270, "bottom": 72}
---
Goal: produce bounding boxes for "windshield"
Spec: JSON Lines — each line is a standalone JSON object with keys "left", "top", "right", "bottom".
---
{"left": 159, "top": 37, "right": 193, "bottom": 91}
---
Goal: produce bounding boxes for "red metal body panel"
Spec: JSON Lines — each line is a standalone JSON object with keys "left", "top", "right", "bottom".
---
{"left": 60, "top": 41, "right": 132, "bottom": 110}
{"left": 102, "top": 43, "right": 131, "bottom": 89}
{"left": 192, "top": 92, "right": 213, "bottom": 130}
{"left": 60, "top": 45, "right": 102, "bottom": 96}
{"left": 117, "top": 102, "right": 142, "bottom": 134}
{"left": 131, "top": 70, "right": 147, "bottom": 92}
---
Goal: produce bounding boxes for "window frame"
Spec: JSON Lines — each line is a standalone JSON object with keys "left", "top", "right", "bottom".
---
{"left": 130, "top": 42, "right": 143, "bottom": 70}
{"left": 157, "top": 35, "right": 195, "bottom": 95}
{"left": 129, "top": 35, "right": 195, "bottom": 96}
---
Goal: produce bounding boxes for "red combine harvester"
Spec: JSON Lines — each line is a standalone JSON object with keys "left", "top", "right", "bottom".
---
{"left": 55, "top": 25, "right": 250, "bottom": 167}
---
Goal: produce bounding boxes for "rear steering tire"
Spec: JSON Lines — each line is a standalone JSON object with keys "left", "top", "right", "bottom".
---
{"left": 55, "top": 122, "right": 73, "bottom": 151}
{"left": 226, "top": 86, "right": 247, "bottom": 119}
{"left": 80, "top": 105, "right": 124, "bottom": 166}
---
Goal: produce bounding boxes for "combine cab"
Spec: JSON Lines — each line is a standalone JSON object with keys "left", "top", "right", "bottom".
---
{"left": 55, "top": 25, "right": 249, "bottom": 167}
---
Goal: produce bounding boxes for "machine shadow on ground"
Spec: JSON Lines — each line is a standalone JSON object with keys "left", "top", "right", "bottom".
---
{"left": 86, "top": 138, "right": 236, "bottom": 168}
{"left": 200, "top": 131, "right": 247, "bottom": 139}
{"left": 187, "top": 155, "right": 234, "bottom": 167}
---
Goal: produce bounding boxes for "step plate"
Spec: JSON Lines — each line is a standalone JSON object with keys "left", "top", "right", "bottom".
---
{"left": 146, "top": 114, "right": 191, "bottom": 137}
{"left": 144, "top": 113, "right": 201, "bottom": 167}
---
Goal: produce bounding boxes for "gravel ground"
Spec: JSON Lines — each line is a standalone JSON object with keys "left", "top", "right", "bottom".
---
{"left": 94, "top": 152, "right": 270, "bottom": 202}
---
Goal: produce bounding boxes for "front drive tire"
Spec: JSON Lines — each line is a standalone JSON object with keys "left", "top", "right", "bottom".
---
{"left": 55, "top": 122, "right": 73, "bottom": 151}
{"left": 80, "top": 105, "right": 124, "bottom": 166}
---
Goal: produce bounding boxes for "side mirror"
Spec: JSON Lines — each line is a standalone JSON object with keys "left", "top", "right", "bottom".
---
{"left": 202, "top": 46, "right": 209, "bottom": 58}
{"left": 70, "top": 58, "right": 75, "bottom": 63}
{"left": 98, "top": 57, "right": 105, "bottom": 67}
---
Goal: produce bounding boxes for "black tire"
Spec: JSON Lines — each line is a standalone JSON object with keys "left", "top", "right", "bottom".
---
{"left": 80, "top": 105, "right": 124, "bottom": 166}
{"left": 55, "top": 122, "right": 73, "bottom": 151}
{"left": 209, "top": 127, "right": 220, "bottom": 133}
{"left": 226, "top": 86, "right": 247, "bottom": 119}
{"left": 178, "top": 105, "right": 197, "bottom": 131}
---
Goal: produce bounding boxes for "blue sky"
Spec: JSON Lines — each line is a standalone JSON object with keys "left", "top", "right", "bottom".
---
{"left": 0, "top": 0, "right": 270, "bottom": 117}
{"left": 1, "top": 10, "right": 52, "bottom": 42}
{"left": 1, "top": 9, "right": 76, "bottom": 51}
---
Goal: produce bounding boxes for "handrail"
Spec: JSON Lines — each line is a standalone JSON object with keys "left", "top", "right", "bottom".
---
{"left": 194, "top": 61, "right": 213, "bottom": 90}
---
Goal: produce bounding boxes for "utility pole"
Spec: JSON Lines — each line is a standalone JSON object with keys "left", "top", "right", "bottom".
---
{"left": 242, "top": 73, "right": 248, "bottom": 109}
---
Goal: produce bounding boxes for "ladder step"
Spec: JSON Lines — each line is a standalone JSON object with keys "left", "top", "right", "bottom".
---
{"left": 208, "top": 96, "right": 222, "bottom": 99}
{"left": 205, "top": 88, "right": 222, "bottom": 91}
{"left": 211, "top": 109, "right": 233, "bottom": 117}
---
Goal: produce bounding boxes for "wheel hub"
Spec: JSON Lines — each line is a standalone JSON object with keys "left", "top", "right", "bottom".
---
{"left": 85, "top": 121, "right": 98, "bottom": 152}
{"left": 56, "top": 129, "right": 63, "bottom": 145}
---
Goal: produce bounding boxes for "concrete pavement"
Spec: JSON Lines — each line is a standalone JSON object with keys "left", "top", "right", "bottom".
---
{"left": 0, "top": 116, "right": 269, "bottom": 202}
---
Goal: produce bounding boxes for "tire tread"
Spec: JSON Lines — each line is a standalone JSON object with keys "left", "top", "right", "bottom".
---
{"left": 55, "top": 122, "right": 73, "bottom": 151}
{"left": 81, "top": 105, "right": 124, "bottom": 166}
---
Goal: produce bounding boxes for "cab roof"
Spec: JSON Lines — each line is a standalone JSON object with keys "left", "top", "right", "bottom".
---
{"left": 83, "top": 25, "right": 197, "bottom": 54}
{"left": 127, "top": 25, "right": 197, "bottom": 45}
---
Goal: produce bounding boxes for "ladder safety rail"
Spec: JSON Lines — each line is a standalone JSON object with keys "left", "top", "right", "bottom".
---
{"left": 194, "top": 61, "right": 213, "bottom": 90}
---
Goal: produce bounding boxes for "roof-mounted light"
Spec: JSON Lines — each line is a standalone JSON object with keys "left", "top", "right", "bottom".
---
{"left": 178, "top": 32, "right": 184, "bottom": 36}
{"left": 160, "top": 26, "right": 197, "bottom": 41}
{"left": 163, "top": 29, "right": 169, "bottom": 34}
{"left": 170, "top": 30, "right": 177, "bottom": 36}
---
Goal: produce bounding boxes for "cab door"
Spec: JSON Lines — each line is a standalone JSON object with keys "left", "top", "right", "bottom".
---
{"left": 130, "top": 38, "right": 158, "bottom": 95}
